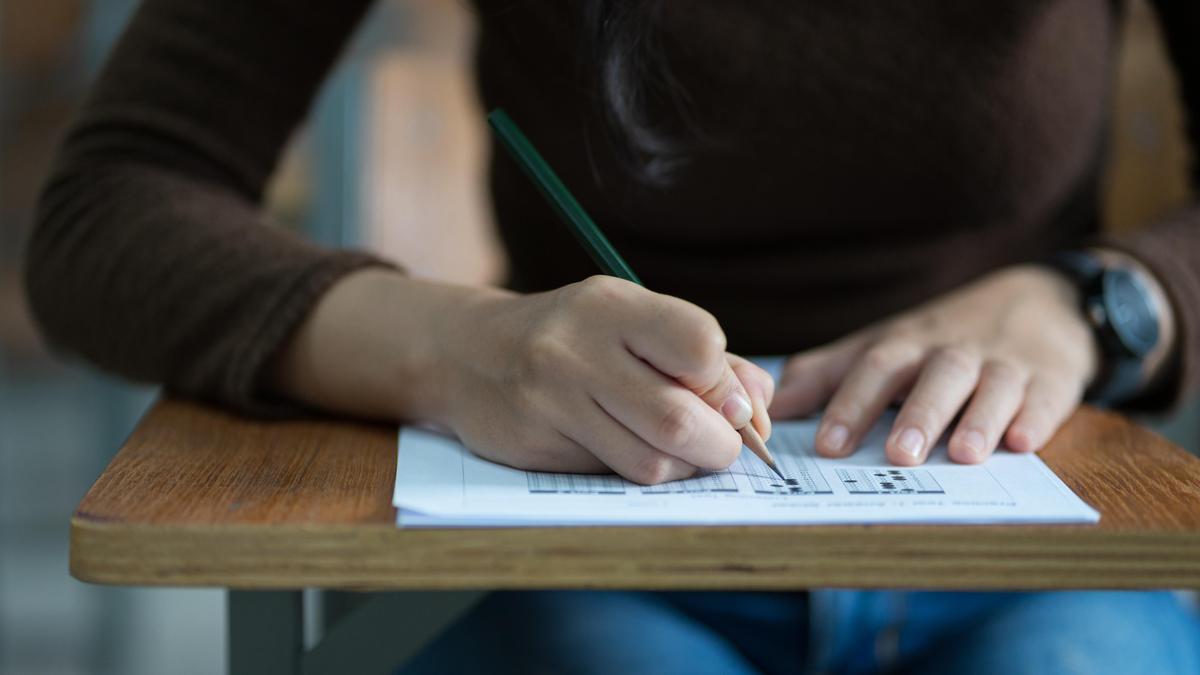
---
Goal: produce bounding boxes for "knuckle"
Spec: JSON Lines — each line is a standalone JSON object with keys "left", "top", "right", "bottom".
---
{"left": 680, "top": 309, "right": 727, "bottom": 364}
{"left": 690, "top": 428, "right": 744, "bottom": 471}
{"left": 522, "top": 330, "right": 570, "bottom": 374}
{"left": 782, "top": 355, "right": 816, "bottom": 380}
{"left": 579, "top": 274, "right": 620, "bottom": 293}
{"left": 886, "top": 316, "right": 927, "bottom": 339}
{"left": 760, "top": 370, "right": 776, "bottom": 400}
{"left": 824, "top": 400, "right": 863, "bottom": 427}
{"left": 899, "top": 400, "right": 940, "bottom": 429}
{"left": 631, "top": 454, "right": 677, "bottom": 485}
{"left": 982, "top": 358, "right": 1027, "bottom": 387}
{"left": 656, "top": 403, "right": 698, "bottom": 453}
{"left": 861, "top": 346, "right": 893, "bottom": 372}
{"left": 958, "top": 404, "right": 998, "bottom": 433}
{"left": 513, "top": 333, "right": 577, "bottom": 405}
{"left": 784, "top": 354, "right": 831, "bottom": 392}
{"left": 571, "top": 275, "right": 629, "bottom": 307}
{"left": 710, "top": 367, "right": 742, "bottom": 402}
{"left": 714, "top": 433, "right": 744, "bottom": 468}
{"left": 863, "top": 339, "right": 922, "bottom": 372}
{"left": 700, "top": 312, "right": 727, "bottom": 355}
{"left": 747, "top": 363, "right": 775, "bottom": 400}
{"left": 931, "top": 345, "right": 980, "bottom": 377}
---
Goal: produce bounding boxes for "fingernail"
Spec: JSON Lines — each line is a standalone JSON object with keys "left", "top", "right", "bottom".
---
{"left": 821, "top": 424, "right": 848, "bottom": 454}
{"left": 721, "top": 394, "right": 754, "bottom": 427}
{"left": 895, "top": 427, "right": 925, "bottom": 459}
{"left": 961, "top": 430, "right": 986, "bottom": 458}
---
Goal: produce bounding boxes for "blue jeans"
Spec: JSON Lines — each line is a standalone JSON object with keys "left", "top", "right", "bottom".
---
{"left": 399, "top": 589, "right": 1199, "bottom": 674}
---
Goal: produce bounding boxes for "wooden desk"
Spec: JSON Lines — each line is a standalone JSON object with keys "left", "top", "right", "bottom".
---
{"left": 72, "top": 398, "right": 1200, "bottom": 590}
{"left": 70, "top": 399, "right": 1200, "bottom": 673}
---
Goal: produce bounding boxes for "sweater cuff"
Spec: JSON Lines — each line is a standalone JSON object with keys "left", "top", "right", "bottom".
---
{"left": 213, "top": 250, "right": 398, "bottom": 417}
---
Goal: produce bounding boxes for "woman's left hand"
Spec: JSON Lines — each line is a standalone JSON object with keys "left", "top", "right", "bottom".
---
{"left": 768, "top": 265, "right": 1100, "bottom": 465}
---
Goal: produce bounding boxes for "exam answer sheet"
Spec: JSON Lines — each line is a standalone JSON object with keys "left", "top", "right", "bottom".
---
{"left": 392, "top": 412, "right": 1099, "bottom": 527}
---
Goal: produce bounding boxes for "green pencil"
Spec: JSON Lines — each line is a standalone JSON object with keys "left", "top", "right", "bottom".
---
{"left": 486, "top": 108, "right": 783, "bottom": 482}
{"left": 487, "top": 109, "right": 642, "bottom": 286}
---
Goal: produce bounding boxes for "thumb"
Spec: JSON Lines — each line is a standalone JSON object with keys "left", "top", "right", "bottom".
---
{"left": 694, "top": 360, "right": 756, "bottom": 430}
{"left": 727, "top": 353, "right": 775, "bottom": 440}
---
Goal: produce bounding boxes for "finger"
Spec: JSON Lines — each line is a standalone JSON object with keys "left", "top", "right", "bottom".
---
{"left": 1005, "top": 374, "right": 1083, "bottom": 453}
{"left": 816, "top": 339, "right": 926, "bottom": 457}
{"left": 770, "top": 333, "right": 871, "bottom": 419}
{"left": 695, "top": 361, "right": 757, "bottom": 429}
{"left": 590, "top": 355, "right": 744, "bottom": 470}
{"left": 610, "top": 287, "right": 749, "bottom": 424}
{"left": 617, "top": 289, "right": 727, "bottom": 386}
{"left": 473, "top": 430, "right": 610, "bottom": 475}
{"left": 948, "top": 360, "right": 1029, "bottom": 464}
{"left": 568, "top": 396, "right": 699, "bottom": 485}
{"left": 726, "top": 353, "right": 775, "bottom": 408}
{"left": 727, "top": 354, "right": 775, "bottom": 440}
{"left": 567, "top": 277, "right": 726, "bottom": 391}
{"left": 887, "top": 347, "right": 982, "bottom": 465}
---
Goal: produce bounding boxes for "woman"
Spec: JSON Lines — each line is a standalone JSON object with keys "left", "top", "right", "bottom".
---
{"left": 25, "top": 1, "right": 1200, "bottom": 673}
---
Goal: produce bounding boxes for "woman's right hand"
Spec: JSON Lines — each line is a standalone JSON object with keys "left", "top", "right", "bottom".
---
{"left": 427, "top": 275, "right": 774, "bottom": 484}
{"left": 271, "top": 270, "right": 771, "bottom": 485}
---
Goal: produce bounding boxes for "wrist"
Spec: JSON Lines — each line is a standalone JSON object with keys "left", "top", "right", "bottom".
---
{"left": 1020, "top": 263, "right": 1102, "bottom": 386}
{"left": 418, "top": 279, "right": 518, "bottom": 428}
{"left": 268, "top": 268, "right": 513, "bottom": 424}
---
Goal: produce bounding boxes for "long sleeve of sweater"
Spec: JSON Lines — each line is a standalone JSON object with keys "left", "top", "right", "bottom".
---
{"left": 24, "top": 0, "right": 389, "bottom": 413}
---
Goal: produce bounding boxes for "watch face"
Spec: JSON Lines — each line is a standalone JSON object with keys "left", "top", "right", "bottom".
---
{"left": 1103, "top": 269, "right": 1159, "bottom": 357}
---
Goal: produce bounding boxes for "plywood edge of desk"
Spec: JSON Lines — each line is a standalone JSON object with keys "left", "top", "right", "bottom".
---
{"left": 69, "top": 516, "right": 1200, "bottom": 591}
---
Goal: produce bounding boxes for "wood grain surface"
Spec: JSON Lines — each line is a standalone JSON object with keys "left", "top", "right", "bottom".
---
{"left": 71, "top": 399, "right": 1200, "bottom": 590}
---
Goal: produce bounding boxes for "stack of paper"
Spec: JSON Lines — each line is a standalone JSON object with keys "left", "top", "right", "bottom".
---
{"left": 392, "top": 413, "right": 1099, "bottom": 528}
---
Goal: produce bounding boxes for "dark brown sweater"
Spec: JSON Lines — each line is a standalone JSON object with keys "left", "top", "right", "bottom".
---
{"left": 23, "top": 0, "right": 1200, "bottom": 413}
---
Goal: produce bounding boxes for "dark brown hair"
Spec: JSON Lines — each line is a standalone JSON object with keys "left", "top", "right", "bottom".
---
{"left": 585, "top": 0, "right": 702, "bottom": 186}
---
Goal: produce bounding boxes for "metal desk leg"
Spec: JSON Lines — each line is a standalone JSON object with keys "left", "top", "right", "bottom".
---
{"left": 227, "top": 589, "right": 483, "bottom": 675}
{"left": 304, "top": 591, "right": 485, "bottom": 675}
{"left": 228, "top": 591, "right": 303, "bottom": 675}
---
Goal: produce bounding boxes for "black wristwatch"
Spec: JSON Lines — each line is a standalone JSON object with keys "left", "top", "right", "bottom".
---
{"left": 1048, "top": 251, "right": 1161, "bottom": 405}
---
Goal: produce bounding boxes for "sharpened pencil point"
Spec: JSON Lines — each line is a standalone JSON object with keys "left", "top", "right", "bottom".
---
{"left": 738, "top": 424, "right": 785, "bottom": 482}
{"left": 767, "top": 460, "right": 786, "bottom": 482}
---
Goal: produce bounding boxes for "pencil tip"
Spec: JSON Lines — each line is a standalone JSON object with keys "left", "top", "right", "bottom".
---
{"left": 769, "top": 462, "right": 786, "bottom": 482}
{"left": 738, "top": 425, "right": 786, "bottom": 481}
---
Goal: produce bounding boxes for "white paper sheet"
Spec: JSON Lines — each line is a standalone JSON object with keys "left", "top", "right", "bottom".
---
{"left": 392, "top": 413, "right": 1099, "bottom": 528}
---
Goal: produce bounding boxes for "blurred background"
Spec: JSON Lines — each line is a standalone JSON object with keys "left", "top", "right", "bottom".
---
{"left": 0, "top": 1, "right": 1196, "bottom": 673}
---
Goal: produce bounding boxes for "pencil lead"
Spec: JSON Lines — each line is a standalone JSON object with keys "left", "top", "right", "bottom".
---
{"left": 767, "top": 461, "right": 786, "bottom": 482}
